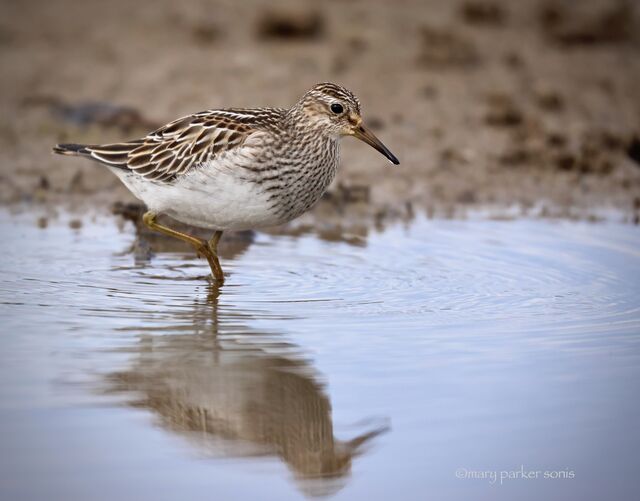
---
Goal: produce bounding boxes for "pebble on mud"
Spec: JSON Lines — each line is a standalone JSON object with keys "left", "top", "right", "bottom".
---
{"left": 440, "top": 146, "right": 473, "bottom": 165}
{"left": 22, "top": 95, "right": 159, "bottom": 133}
{"left": 191, "top": 22, "right": 221, "bottom": 45}
{"left": 256, "top": 8, "right": 325, "bottom": 40}
{"left": 534, "top": 89, "right": 564, "bottom": 112}
{"left": 417, "top": 26, "right": 480, "bottom": 68}
{"left": 69, "top": 171, "right": 85, "bottom": 194}
{"left": 366, "top": 116, "right": 385, "bottom": 131}
{"left": 421, "top": 84, "right": 439, "bottom": 100}
{"left": 323, "top": 183, "right": 370, "bottom": 206}
{"left": 553, "top": 148, "right": 614, "bottom": 175}
{"left": 484, "top": 94, "right": 524, "bottom": 127}
{"left": 499, "top": 125, "right": 624, "bottom": 176}
{"left": 456, "top": 189, "right": 478, "bottom": 204}
{"left": 547, "top": 132, "right": 568, "bottom": 148}
{"left": 503, "top": 51, "right": 525, "bottom": 69}
{"left": 539, "top": 0, "right": 634, "bottom": 46}
{"left": 627, "top": 136, "right": 640, "bottom": 167}
{"left": 499, "top": 146, "right": 541, "bottom": 167}
{"left": 459, "top": 1, "right": 507, "bottom": 26}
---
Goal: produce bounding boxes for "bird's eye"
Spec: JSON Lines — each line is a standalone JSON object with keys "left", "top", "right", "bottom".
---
{"left": 330, "top": 103, "right": 344, "bottom": 114}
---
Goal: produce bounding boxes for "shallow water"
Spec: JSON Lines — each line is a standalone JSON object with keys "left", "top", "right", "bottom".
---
{"left": 1, "top": 210, "right": 639, "bottom": 500}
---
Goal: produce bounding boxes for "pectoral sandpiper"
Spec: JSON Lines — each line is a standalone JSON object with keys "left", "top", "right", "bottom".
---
{"left": 53, "top": 82, "right": 399, "bottom": 282}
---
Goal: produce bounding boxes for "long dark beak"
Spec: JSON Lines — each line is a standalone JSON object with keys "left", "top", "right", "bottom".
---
{"left": 353, "top": 123, "right": 400, "bottom": 165}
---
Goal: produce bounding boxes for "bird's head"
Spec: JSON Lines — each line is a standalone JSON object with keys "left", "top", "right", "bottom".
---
{"left": 293, "top": 82, "right": 399, "bottom": 165}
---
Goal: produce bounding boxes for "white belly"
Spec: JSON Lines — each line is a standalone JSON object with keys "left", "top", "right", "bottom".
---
{"left": 112, "top": 166, "right": 280, "bottom": 230}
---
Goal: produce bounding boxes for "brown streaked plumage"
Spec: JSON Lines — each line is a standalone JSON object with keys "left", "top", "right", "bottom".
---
{"left": 53, "top": 108, "right": 284, "bottom": 182}
{"left": 53, "top": 82, "right": 399, "bottom": 283}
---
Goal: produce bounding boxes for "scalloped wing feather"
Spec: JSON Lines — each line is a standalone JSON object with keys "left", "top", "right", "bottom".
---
{"left": 82, "top": 109, "right": 284, "bottom": 182}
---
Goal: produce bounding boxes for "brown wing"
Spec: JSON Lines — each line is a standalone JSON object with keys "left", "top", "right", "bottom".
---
{"left": 82, "top": 110, "right": 274, "bottom": 182}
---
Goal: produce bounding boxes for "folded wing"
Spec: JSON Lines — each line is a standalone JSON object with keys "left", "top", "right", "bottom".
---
{"left": 75, "top": 109, "right": 279, "bottom": 183}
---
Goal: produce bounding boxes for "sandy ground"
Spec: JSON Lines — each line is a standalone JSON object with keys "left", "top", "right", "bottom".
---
{"left": 1, "top": 0, "right": 639, "bottom": 228}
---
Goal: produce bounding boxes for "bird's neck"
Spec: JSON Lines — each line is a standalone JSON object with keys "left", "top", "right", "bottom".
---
{"left": 283, "top": 105, "right": 335, "bottom": 137}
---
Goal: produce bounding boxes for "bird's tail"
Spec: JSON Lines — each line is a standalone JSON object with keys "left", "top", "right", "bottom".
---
{"left": 52, "top": 143, "right": 92, "bottom": 157}
{"left": 53, "top": 141, "right": 137, "bottom": 171}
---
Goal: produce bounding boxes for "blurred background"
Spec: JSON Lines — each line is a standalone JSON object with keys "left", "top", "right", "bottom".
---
{"left": 1, "top": 0, "right": 639, "bottom": 224}
{"left": 1, "top": 1, "right": 640, "bottom": 501}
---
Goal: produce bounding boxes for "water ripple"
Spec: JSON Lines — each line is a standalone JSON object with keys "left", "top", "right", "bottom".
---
{"left": 1, "top": 213, "right": 639, "bottom": 341}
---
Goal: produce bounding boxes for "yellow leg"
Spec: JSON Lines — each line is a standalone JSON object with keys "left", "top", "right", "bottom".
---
{"left": 208, "top": 230, "right": 223, "bottom": 255}
{"left": 142, "top": 211, "right": 224, "bottom": 282}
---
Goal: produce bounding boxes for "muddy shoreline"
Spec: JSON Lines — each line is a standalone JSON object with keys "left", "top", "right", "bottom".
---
{"left": 1, "top": 0, "right": 639, "bottom": 227}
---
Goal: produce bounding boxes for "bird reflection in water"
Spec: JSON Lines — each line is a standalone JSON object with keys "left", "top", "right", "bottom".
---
{"left": 105, "top": 282, "right": 388, "bottom": 496}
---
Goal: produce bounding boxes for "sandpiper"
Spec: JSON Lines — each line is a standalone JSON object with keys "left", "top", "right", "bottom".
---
{"left": 53, "top": 82, "right": 399, "bottom": 282}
